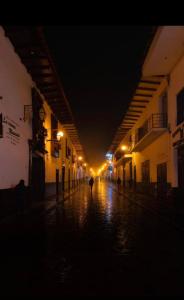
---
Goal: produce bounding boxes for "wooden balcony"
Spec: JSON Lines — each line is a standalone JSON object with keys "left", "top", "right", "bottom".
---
{"left": 133, "top": 113, "right": 168, "bottom": 151}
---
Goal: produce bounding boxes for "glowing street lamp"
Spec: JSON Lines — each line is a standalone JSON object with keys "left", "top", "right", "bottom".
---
{"left": 121, "top": 145, "right": 127, "bottom": 151}
{"left": 78, "top": 156, "right": 83, "bottom": 161}
{"left": 46, "top": 129, "right": 64, "bottom": 142}
{"left": 56, "top": 131, "right": 64, "bottom": 141}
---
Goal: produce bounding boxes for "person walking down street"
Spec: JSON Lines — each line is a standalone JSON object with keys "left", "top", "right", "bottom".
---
{"left": 117, "top": 177, "right": 121, "bottom": 192}
{"left": 89, "top": 177, "right": 94, "bottom": 194}
{"left": 14, "top": 179, "right": 26, "bottom": 214}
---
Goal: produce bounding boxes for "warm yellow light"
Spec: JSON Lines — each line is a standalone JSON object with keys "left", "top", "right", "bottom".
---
{"left": 83, "top": 163, "right": 87, "bottom": 167}
{"left": 57, "top": 131, "right": 64, "bottom": 140}
{"left": 124, "top": 154, "right": 132, "bottom": 158}
{"left": 78, "top": 156, "right": 83, "bottom": 161}
{"left": 104, "top": 163, "right": 107, "bottom": 167}
{"left": 90, "top": 168, "right": 93, "bottom": 171}
{"left": 121, "top": 145, "right": 127, "bottom": 151}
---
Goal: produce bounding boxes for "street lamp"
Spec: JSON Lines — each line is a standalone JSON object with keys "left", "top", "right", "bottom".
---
{"left": 56, "top": 131, "right": 64, "bottom": 141}
{"left": 121, "top": 145, "right": 127, "bottom": 151}
{"left": 46, "top": 129, "right": 64, "bottom": 142}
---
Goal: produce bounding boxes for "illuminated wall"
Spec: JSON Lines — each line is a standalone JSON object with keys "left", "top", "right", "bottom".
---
{"left": 0, "top": 27, "right": 32, "bottom": 189}
{"left": 168, "top": 53, "right": 184, "bottom": 187}
{"left": 43, "top": 101, "right": 77, "bottom": 187}
{"left": 115, "top": 78, "right": 171, "bottom": 186}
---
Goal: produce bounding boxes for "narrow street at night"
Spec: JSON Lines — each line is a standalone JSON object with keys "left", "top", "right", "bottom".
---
{"left": 1, "top": 180, "right": 184, "bottom": 297}
{"left": 1, "top": 25, "right": 184, "bottom": 297}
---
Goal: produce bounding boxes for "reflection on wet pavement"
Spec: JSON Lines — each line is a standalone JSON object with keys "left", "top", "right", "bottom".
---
{"left": 1, "top": 180, "right": 184, "bottom": 296}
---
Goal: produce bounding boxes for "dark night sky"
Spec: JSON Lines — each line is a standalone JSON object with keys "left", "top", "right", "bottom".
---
{"left": 44, "top": 26, "right": 154, "bottom": 168}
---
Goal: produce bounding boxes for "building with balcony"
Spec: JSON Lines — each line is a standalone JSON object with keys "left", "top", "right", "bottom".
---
{"left": 110, "top": 26, "right": 184, "bottom": 198}
{"left": 0, "top": 26, "right": 86, "bottom": 217}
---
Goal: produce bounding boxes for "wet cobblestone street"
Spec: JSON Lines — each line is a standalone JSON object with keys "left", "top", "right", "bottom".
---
{"left": 1, "top": 180, "right": 184, "bottom": 297}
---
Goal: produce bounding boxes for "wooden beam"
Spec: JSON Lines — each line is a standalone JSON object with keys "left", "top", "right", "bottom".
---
{"left": 140, "top": 80, "right": 160, "bottom": 85}
{"left": 123, "top": 121, "right": 138, "bottom": 124}
{"left": 44, "top": 93, "right": 60, "bottom": 99}
{"left": 135, "top": 93, "right": 152, "bottom": 97}
{"left": 123, "top": 120, "right": 137, "bottom": 123}
{"left": 128, "top": 110, "right": 143, "bottom": 113}
{"left": 126, "top": 114, "right": 140, "bottom": 117}
{"left": 32, "top": 73, "right": 53, "bottom": 78}
{"left": 129, "top": 105, "right": 146, "bottom": 108}
{"left": 137, "top": 87, "right": 157, "bottom": 91}
{"left": 37, "top": 82, "right": 57, "bottom": 88}
{"left": 47, "top": 98, "right": 62, "bottom": 103}
{"left": 21, "top": 53, "right": 48, "bottom": 59}
{"left": 42, "top": 88, "right": 58, "bottom": 94}
{"left": 124, "top": 116, "right": 139, "bottom": 119}
{"left": 27, "top": 65, "right": 51, "bottom": 71}
{"left": 131, "top": 100, "right": 149, "bottom": 103}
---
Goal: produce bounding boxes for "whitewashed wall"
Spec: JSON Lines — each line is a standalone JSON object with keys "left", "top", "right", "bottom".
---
{"left": 0, "top": 27, "right": 32, "bottom": 188}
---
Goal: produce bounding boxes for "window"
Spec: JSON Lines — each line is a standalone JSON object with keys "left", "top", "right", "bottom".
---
{"left": 141, "top": 160, "right": 150, "bottom": 183}
{"left": 177, "top": 88, "right": 184, "bottom": 125}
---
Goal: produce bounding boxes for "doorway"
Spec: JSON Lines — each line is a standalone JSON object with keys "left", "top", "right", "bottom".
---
{"left": 129, "top": 161, "right": 133, "bottom": 188}
{"left": 178, "top": 145, "right": 184, "bottom": 188}
{"left": 32, "top": 156, "right": 45, "bottom": 201}
{"left": 134, "top": 165, "right": 136, "bottom": 189}
{"left": 56, "top": 169, "right": 59, "bottom": 196}
{"left": 68, "top": 169, "right": 70, "bottom": 191}
{"left": 62, "top": 166, "right": 65, "bottom": 192}
{"left": 123, "top": 168, "right": 126, "bottom": 188}
{"left": 157, "top": 162, "right": 167, "bottom": 196}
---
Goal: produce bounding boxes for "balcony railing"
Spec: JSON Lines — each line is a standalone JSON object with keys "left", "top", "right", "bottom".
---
{"left": 135, "top": 113, "right": 167, "bottom": 145}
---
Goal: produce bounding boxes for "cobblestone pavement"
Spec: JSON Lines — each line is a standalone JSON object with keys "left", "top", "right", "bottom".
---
{"left": 1, "top": 180, "right": 184, "bottom": 297}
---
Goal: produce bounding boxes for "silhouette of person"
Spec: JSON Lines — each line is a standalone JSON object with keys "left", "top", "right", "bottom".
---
{"left": 14, "top": 179, "right": 26, "bottom": 214}
{"left": 117, "top": 177, "right": 121, "bottom": 192}
{"left": 89, "top": 177, "right": 94, "bottom": 194}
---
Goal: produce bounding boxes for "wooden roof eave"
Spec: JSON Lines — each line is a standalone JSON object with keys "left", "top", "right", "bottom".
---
{"left": 108, "top": 75, "right": 165, "bottom": 153}
{"left": 4, "top": 26, "right": 85, "bottom": 159}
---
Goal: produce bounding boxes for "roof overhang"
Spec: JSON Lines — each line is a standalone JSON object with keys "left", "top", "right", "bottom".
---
{"left": 109, "top": 75, "right": 165, "bottom": 153}
{"left": 4, "top": 26, "right": 85, "bottom": 158}
{"left": 143, "top": 26, "right": 184, "bottom": 76}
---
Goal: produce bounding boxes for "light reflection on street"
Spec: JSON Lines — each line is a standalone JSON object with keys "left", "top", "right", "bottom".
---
{"left": 2, "top": 180, "right": 184, "bottom": 296}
